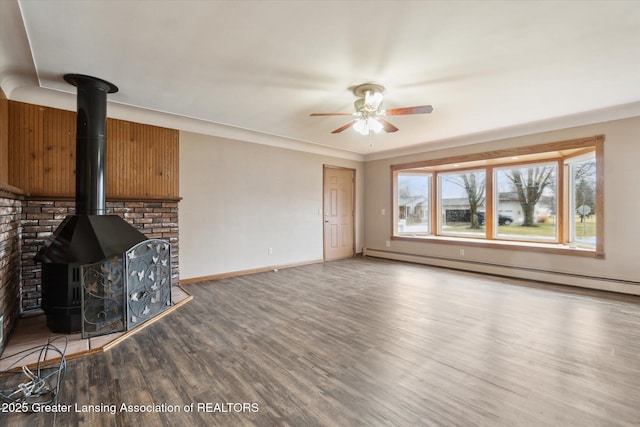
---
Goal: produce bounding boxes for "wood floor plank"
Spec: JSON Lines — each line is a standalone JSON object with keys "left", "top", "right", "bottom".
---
{"left": 2, "top": 257, "right": 640, "bottom": 426}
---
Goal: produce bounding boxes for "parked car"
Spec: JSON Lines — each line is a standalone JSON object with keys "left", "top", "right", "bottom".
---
{"left": 477, "top": 212, "right": 513, "bottom": 226}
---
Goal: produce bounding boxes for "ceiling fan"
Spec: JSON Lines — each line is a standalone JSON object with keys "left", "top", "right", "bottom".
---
{"left": 310, "top": 83, "right": 433, "bottom": 135}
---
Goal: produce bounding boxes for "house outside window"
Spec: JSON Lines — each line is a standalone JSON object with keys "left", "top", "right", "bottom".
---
{"left": 396, "top": 172, "right": 431, "bottom": 235}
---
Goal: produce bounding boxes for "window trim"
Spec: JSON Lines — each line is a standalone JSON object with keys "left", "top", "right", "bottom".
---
{"left": 390, "top": 135, "right": 605, "bottom": 259}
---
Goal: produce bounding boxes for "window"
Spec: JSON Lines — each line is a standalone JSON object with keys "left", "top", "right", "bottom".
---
{"left": 439, "top": 170, "right": 486, "bottom": 238}
{"left": 391, "top": 136, "right": 604, "bottom": 258}
{"left": 396, "top": 171, "right": 431, "bottom": 236}
{"left": 567, "top": 153, "right": 597, "bottom": 247}
{"left": 494, "top": 162, "right": 558, "bottom": 241}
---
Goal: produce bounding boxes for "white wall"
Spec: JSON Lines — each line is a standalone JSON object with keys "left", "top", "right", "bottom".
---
{"left": 180, "top": 117, "right": 640, "bottom": 294}
{"left": 364, "top": 116, "right": 640, "bottom": 294}
{"left": 179, "top": 131, "right": 363, "bottom": 280}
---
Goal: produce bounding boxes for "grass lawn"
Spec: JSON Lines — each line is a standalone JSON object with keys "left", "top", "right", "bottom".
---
{"left": 574, "top": 216, "right": 596, "bottom": 238}
{"left": 497, "top": 222, "right": 556, "bottom": 238}
{"left": 443, "top": 215, "right": 596, "bottom": 239}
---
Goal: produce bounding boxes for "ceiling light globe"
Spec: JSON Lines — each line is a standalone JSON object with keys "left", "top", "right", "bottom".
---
{"left": 353, "top": 119, "right": 369, "bottom": 135}
{"left": 368, "top": 118, "right": 383, "bottom": 133}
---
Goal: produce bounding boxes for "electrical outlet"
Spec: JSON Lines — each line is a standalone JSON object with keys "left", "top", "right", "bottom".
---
{"left": 385, "top": 240, "right": 391, "bottom": 247}
{"left": 459, "top": 249, "right": 465, "bottom": 256}
{"left": 380, "top": 209, "right": 386, "bottom": 215}
{"left": 268, "top": 247, "right": 273, "bottom": 255}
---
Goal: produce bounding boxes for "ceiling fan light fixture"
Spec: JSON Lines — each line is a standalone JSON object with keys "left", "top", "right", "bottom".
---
{"left": 310, "top": 82, "right": 432, "bottom": 136}
{"left": 368, "top": 117, "right": 383, "bottom": 133}
{"left": 353, "top": 118, "right": 383, "bottom": 135}
{"left": 363, "top": 90, "right": 383, "bottom": 112}
{"left": 354, "top": 95, "right": 383, "bottom": 113}
{"left": 353, "top": 119, "right": 369, "bottom": 135}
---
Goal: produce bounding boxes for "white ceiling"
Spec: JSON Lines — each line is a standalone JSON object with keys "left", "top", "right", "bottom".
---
{"left": 2, "top": 0, "right": 640, "bottom": 160}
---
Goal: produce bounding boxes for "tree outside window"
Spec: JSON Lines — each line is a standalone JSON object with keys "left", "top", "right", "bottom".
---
{"left": 495, "top": 163, "right": 557, "bottom": 241}
{"left": 569, "top": 157, "right": 596, "bottom": 246}
{"left": 439, "top": 170, "right": 486, "bottom": 237}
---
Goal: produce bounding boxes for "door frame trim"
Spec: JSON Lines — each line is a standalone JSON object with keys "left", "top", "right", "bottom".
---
{"left": 323, "top": 165, "right": 356, "bottom": 260}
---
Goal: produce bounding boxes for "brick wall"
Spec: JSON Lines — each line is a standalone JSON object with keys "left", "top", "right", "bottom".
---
{"left": 0, "top": 195, "right": 22, "bottom": 350}
{"left": 21, "top": 199, "right": 179, "bottom": 312}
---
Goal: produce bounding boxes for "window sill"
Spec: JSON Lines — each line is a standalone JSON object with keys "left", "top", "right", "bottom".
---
{"left": 392, "top": 235, "right": 602, "bottom": 259}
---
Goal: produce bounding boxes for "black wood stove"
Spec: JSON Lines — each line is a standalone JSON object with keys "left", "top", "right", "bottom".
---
{"left": 35, "top": 74, "right": 171, "bottom": 336}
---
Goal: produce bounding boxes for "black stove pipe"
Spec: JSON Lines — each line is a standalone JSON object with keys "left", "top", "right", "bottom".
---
{"left": 63, "top": 74, "right": 118, "bottom": 215}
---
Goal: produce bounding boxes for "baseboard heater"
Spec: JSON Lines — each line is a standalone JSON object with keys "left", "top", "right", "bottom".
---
{"left": 363, "top": 248, "right": 640, "bottom": 296}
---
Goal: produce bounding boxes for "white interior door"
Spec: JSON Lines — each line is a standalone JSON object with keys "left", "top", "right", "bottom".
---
{"left": 323, "top": 166, "right": 354, "bottom": 260}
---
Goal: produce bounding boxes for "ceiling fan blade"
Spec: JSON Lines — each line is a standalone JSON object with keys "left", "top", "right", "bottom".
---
{"left": 310, "top": 112, "right": 354, "bottom": 116}
{"left": 384, "top": 105, "right": 433, "bottom": 116}
{"left": 377, "top": 118, "right": 399, "bottom": 133}
{"left": 331, "top": 120, "right": 358, "bottom": 134}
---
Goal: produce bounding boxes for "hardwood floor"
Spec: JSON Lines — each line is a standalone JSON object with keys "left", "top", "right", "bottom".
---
{"left": 2, "top": 257, "right": 640, "bottom": 426}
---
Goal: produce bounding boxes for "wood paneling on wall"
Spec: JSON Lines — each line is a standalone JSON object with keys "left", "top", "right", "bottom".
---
{"left": 0, "top": 88, "right": 9, "bottom": 183}
{"left": 107, "top": 118, "right": 179, "bottom": 199}
{"left": 8, "top": 101, "right": 179, "bottom": 199}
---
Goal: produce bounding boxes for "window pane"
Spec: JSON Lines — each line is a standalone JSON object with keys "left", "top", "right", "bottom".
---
{"left": 570, "top": 158, "right": 596, "bottom": 246}
{"left": 397, "top": 172, "right": 431, "bottom": 235}
{"left": 495, "top": 163, "right": 557, "bottom": 241}
{"left": 439, "top": 170, "right": 486, "bottom": 237}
